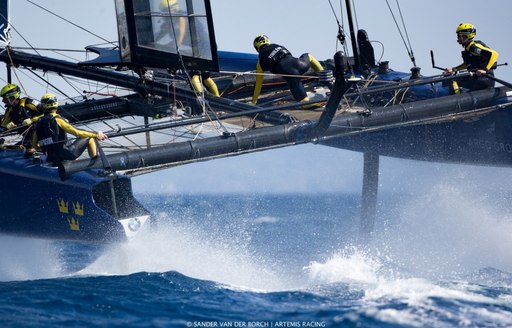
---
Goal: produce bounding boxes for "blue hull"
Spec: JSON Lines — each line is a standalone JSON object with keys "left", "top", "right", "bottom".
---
{"left": 0, "top": 149, "right": 150, "bottom": 243}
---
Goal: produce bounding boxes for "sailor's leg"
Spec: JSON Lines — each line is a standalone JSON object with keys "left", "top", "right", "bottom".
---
{"left": 62, "top": 138, "right": 90, "bottom": 160}
{"left": 191, "top": 74, "right": 203, "bottom": 94}
{"left": 87, "top": 138, "right": 97, "bottom": 158}
{"left": 203, "top": 77, "right": 220, "bottom": 97}
{"left": 308, "top": 54, "right": 324, "bottom": 72}
{"left": 285, "top": 77, "right": 308, "bottom": 102}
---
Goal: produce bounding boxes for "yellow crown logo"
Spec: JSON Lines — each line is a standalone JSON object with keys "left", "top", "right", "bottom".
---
{"left": 58, "top": 199, "right": 69, "bottom": 213}
{"left": 68, "top": 217, "right": 80, "bottom": 231}
{"left": 73, "top": 202, "right": 84, "bottom": 216}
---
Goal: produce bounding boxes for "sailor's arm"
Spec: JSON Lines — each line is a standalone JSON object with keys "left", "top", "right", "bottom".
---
{"left": 1, "top": 110, "right": 12, "bottom": 129}
{"left": 25, "top": 99, "right": 42, "bottom": 116}
{"left": 451, "top": 63, "right": 467, "bottom": 72}
{"left": 56, "top": 117, "right": 108, "bottom": 140}
{"left": 178, "top": 17, "right": 186, "bottom": 45}
{"left": 251, "top": 62, "right": 265, "bottom": 105}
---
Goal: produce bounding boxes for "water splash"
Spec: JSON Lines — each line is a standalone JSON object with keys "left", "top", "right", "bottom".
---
{"left": 79, "top": 212, "right": 289, "bottom": 291}
{"left": 304, "top": 247, "right": 382, "bottom": 285}
{"left": 0, "top": 236, "right": 63, "bottom": 281}
{"left": 374, "top": 182, "right": 512, "bottom": 280}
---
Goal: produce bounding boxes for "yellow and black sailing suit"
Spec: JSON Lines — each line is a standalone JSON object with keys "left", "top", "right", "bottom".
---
{"left": 1, "top": 97, "right": 43, "bottom": 148}
{"left": 252, "top": 44, "right": 323, "bottom": 104}
{"left": 453, "top": 39, "right": 499, "bottom": 91}
{"left": 33, "top": 112, "right": 99, "bottom": 165}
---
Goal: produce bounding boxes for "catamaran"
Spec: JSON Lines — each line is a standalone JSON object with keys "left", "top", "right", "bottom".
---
{"left": 0, "top": 0, "right": 511, "bottom": 242}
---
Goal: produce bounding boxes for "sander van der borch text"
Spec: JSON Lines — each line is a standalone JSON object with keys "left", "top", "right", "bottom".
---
{"left": 189, "top": 321, "right": 327, "bottom": 327}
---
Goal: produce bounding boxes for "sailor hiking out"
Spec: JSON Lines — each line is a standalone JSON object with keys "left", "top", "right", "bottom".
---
{"left": 251, "top": 34, "right": 324, "bottom": 105}
{"left": 31, "top": 93, "right": 108, "bottom": 165}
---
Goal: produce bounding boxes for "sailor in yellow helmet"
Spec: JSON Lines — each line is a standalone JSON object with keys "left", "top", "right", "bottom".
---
{"left": 0, "top": 83, "right": 43, "bottom": 149}
{"left": 251, "top": 34, "right": 324, "bottom": 105}
{"left": 444, "top": 23, "right": 499, "bottom": 92}
{"left": 32, "top": 93, "right": 108, "bottom": 165}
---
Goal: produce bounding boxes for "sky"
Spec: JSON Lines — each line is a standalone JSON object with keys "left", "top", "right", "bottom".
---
{"left": 2, "top": 0, "right": 512, "bottom": 195}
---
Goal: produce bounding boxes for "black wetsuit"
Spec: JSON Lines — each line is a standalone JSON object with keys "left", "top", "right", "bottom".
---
{"left": 35, "top": 112, "right": 92, "bottom": 165}
{"left": 258, "top": 44, "right": 312, "bottom": 101}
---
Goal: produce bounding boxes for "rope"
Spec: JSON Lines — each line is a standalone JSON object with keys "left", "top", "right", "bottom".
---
{"left": 25, "top": 0, "right": 116, "bottom": 47}
{"left": 385, "top": 0, "right": 416, "bottom": 67}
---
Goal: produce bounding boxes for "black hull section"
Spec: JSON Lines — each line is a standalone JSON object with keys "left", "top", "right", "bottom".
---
{"left": 322, "top": 108, "right": 512, "bottom": 166}
{"left": 0, "top": 150, "right": 150, "bottom": 243}
{"left": 60, "top": 87, "right": 512, "bottom": 179}
{"left": 320, "top": 88, "right": 512, "bottom": 167}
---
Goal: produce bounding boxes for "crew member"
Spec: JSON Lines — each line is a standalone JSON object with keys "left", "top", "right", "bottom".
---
{"left": 0, "top": 83, "right": 43, "bottom": 148}
{"left": 190, "top": 71, "right": 220, "bottom": 97}
{"left": 159, "top": 0, "right": 220, "bottom": 100}
{"left": 251, "top": 34, "right": 324, "bottom": 105}
{"left": 444, "top": 23, "right": 499, "bottom": 93}
{"left": 32, "top": 93, "right": 108, "bottom": 165}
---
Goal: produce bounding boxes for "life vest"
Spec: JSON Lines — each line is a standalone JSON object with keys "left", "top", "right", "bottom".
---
{"left": 4, "top": 97, "right": 42, "bottom": 125}
{"left": 35, "top": 113, "right": 67, "bottom": 152}
{"left": 258, "top": 44, "right": 291, "bottom": 72}
{"left": 6, "top": 98, "right": 29, "bottom": 125}
{"left": 461, "top": 40, "right": 495, "bottom": 71}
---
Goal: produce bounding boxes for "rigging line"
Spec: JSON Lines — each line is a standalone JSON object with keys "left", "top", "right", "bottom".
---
{"left": 2, "top": 20, "right": 41, "bottom": 57}
{"left": 5, "top": 47, "right": 29, "bottom": 94}
{"left": 385, "top": 0, "right": 416, "bottom": 67}
{"left": 163, "top": 5, "right": 229, "bottom": 135}
{"left": 327, "top": 0, "right": 346, "bottom": 47}
{"left": 24, "top": 0, "right": 116, "bottom": 47}
{"left": 24, "top": 69, "right": 75, "bottom": 102}
{"left": 11, "top": 46, "right": 85, "bottom": 54}
{"left": 166, "top": 4, "right": 193, "bottom": 84}
{"left": 59, "top": 74, "right": 84, "bottom": 100}
{"left": 326, "top": 0, "right": 350, "bottom": 57}
{"left": 395, "top": 0, "right": 416, "bottom": 66}
{"left": 350, "top": 0, "right": 359, "bottom": 29}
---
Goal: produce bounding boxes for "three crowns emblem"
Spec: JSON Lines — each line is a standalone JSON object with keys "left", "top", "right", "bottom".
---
{"left": 58, "top": 199, "right": 85, "bottom": 231}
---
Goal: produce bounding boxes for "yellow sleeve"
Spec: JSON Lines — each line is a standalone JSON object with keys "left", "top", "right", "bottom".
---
{"left": 56, "top": 117, "right": 97, "bottom": 138}
{"left": 29, "top": 114, "right": 43, "bottom": 124}
{"left": 178, "top": 17, "right": 186, "bottom": 45}
{"left": 251, "top": 62, "right": 264, "bottom": 104}
{"left": 481, "top": 45, "right": 499, "bottom": 70}
{"left": 1, "top": 109, "right": 11, "bottom": 128}
{"left": 453, "top": 63, "right": 466, "bottom": 72}
{"left": 25, "top": 101, "right": 42, "bottom": 117}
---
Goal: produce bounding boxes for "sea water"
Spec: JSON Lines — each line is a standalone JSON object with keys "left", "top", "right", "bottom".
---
{"left": 0, "top": 190, "right": 511, "bottom": 327}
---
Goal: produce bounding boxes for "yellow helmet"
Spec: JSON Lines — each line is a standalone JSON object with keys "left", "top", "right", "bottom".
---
{"left": 0, "top": 83, "right": 21, "bottom": 99}
{"left": 253, "top": 34, "right": 270, "bottom": 51}
{"left": 40, "top": 93, "right": 58, "bottom": 111}
{"left": 456, "top": 23, "right": 476, "bottom": 39}
{"left": 160, "top": 0, "right": 179, "bottom": 10}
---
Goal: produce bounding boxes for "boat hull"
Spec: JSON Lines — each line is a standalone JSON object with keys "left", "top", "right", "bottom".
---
{"left": 0, "top": 149, "right": 150, "bottom": 243}
{"left": 321, "top": 96, "right": 512, "bottom": 167}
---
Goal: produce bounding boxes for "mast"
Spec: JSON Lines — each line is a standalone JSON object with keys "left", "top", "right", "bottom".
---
{"left": 0, "top": 0, "right": 11, "bottom": 82}
{"left": 345, "top": 0, "right": 360, "bottom": 67}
